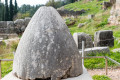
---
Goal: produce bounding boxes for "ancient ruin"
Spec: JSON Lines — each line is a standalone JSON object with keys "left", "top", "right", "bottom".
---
{"left": 12, "top": 6, "right": 83, "bottom": 80}
{"left": 57, "top": 7, "right": 86, "bottom": 16}
{"left": 94, "top": 30, "right": 114, "bottom": 47}
{"left": 108, "top": 0, "right": 120, "bottom": 25}
{"left": 0, "top": 17, "right": 31, "bottom": 39}
{"left": 73, "top": 33, "right": 93, "bottom": 49}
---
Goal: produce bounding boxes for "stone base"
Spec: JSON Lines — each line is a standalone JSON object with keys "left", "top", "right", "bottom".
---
{"left": 0, "top": 34, "right": 18, "bottom": 39}
{"left": 2, "top": 66, "right": 92, "bottom": 80}
{"left": 79, "top": 47, "right": 110, "bottom": 56}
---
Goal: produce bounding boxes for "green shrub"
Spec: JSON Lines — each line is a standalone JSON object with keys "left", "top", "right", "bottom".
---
{"left": 95, "top": 18, "right": 108, "bottom": 28}
{"left": 93, "top": 75, "right": 111, "bottom": 80}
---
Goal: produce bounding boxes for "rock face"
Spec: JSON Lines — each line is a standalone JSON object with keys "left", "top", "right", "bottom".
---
{"left": 0, "top": 17, "right": 31, "bottom": 35}
{"left": 108, "top": 0, "right": 120, "bottom": 25}
{"left": 0, "top": 21, "right": 7, "bottom": 33}
{"left": 94, "top": 30, "right": 114, "bottom": 47}
{"left": 7, "top": 21, "right": 15, "bottom": 33}
{"left": 13, "top": 6, "right": 83, "bottom": 80}
{"left": 57, "top": 7, "right": 86, "bottom": 16}
{"left": 73, "top": 33, "right": 93, "bottom": 49}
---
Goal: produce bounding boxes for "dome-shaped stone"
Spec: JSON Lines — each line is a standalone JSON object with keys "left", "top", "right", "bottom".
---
{"left": 13, "top": 6, "right": 83, "bottom": 80}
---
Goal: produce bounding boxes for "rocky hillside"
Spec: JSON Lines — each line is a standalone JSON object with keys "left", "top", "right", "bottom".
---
{"left": 58, "top": 0, "right": 120, "bottom": 42}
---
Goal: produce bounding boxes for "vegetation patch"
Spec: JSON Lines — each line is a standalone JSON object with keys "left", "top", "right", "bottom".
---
{"left": 92, "top": 75, "right": 111, "bottom": 80}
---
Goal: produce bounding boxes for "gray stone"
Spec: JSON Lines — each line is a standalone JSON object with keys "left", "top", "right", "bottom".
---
{"left": 103, "top": 1, "right": 112, "bottom": 10}
{"left": 0, "top": 34, "right": 18, "bottom": 39}
{"left": 88, "top": 15, "right": 95, "bottom": 19}
{"left": 77, "top": 23, "right": 84, "bottom": 28}
{"left": 73, "top": 33, "right": 93, "bottom": 49}
{"left": 112, "top": 48, "right": 120, "bottom": 52}
{"left": 13, "top": 6, "right": 83, "bottom": 80}
{"left": 14, "top": 19, "right": 25, "bottom": 34}
{"left": 108, "top": 0, "right": 120, "bottom": 25}
{"left": 24, "top": 17, "right": 31, "bottom": 27}
{"left": 57, "top": 7, "right": 86, "bottom": 16}
{"left": 0, "top": 21, "right": 7, "bottom": 33}
{"left": 7, "top": 21, "right": 15, "bottom": 33}
{"left": 79, "top": 47, "right": 110, "bottom": 56}
{"left": 2, "top": 66, "right": 92, "bottom": 80}
{"left": 94, "top": 30, "right": 114, "bottom": 47}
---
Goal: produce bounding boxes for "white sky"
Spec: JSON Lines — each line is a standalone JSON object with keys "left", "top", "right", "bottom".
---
{"left": 1, "top": 0, "right": 49, "bottom": 7}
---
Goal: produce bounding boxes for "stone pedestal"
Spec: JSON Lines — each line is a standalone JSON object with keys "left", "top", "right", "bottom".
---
{"left": 2, "top": 66, "right": 92, "bottom": 80}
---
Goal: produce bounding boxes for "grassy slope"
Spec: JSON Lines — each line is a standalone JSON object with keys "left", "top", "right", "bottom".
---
{"left": 64, "top": 0, "right": 120, "bottom": 69}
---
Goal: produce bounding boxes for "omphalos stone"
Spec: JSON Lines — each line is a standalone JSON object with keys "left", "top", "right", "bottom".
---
{"left": 13, "top": 6, "right": 83, "bottom": 80}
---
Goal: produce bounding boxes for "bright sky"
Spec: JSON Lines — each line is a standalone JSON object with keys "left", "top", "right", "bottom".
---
{"left": 1, "top": 0, "right": 49, "bottom": 7}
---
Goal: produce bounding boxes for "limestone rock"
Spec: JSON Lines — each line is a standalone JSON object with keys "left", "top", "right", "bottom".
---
{"left": 13, "top": 6, "right": 83, "bottom": 80}
{"left": 7, "top": 21, "right": 15, "bottom": 33}
{"left": 14, "top": 19, "right": 25, "bottom": 34}
{"left": 77, "top": 23, "right": 84, "bottom": 28}
{"left": 73, "top": 33, "right": 93, "bottom": 49}
{"left": 94, "top": 30, "right": 114, "bottom": 47}
{"left": 88, "top": 15, "right": 95, "bottom": 19}
{"left": 0, "top": 21, "right": 7, "bottom": 33}
{"left": 108, "top": 0, "right": 120, "bottom": 25}
{"left": 24, "top": 17, "right": 31, "bottom": 27}
{"left": 103, "top": 1, "right": 112, "bottom": 10}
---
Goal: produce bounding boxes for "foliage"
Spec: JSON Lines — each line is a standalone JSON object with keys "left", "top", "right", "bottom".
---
{"left": 0, "top": 53, "right": 13, "bottom": 77}
{"left": 18, "top": 4, "right": 43, "bottom": 17}
{"left": 93, "top": 75, "right": 111, "bottom": 80}
{"left": 14, "top": 0, "right": 18, "bottom": 15}
{"left": 5, "top": 0, "right": 9, "bottom": 21}
{"left": 14, "top": 12, "right": 30, "bottom": 20}
{"left": 0, "top": 0, "right": 18, "bottom": 21}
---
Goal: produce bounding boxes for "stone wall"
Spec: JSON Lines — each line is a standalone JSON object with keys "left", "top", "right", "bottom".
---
{"left": 0, "top": 17, "right": 31, "bottom": 35}
{"left": 57, "top": 7, "right": 86, "bottom": 16}
{"left": 108, "top": 0, "right": 120, "bottom": 25}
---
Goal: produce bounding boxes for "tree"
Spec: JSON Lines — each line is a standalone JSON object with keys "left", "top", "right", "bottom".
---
{"left": 14, "top": 0, "right": 18, "bottom": 15}
{"left": 9, "top": 0, "right": 14, "bottom": 21}
{"left": 0, "top": 0, "right": 2, "bottom": 20}
{"left": 5, "top": 0, "right": 9, "bottom": 21}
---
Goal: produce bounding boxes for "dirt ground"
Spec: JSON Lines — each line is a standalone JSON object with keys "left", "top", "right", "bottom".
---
{"left": 88, "top": 68, "right": 120, "bottom": 80}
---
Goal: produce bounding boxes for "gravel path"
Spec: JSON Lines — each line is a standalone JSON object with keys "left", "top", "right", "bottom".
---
{"left": 88, "top": 68, "right": 120, "bottom": 80}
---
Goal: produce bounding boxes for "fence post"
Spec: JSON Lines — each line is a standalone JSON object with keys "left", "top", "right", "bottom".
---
{"left": 105, "top": 57, "right": 108, "bottom": 75}
{"left": 82, "top": 41, "right": 85, "bottom": 65}
{"left": 0, "top": 60, "right": 1, "bottom": 79}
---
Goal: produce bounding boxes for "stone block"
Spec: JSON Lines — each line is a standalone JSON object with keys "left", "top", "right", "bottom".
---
{"left": 73, "top": 33, "right": 93, "bottom": 49}
{"left": 94, "top": 30, "right": 114, "bottom": 47}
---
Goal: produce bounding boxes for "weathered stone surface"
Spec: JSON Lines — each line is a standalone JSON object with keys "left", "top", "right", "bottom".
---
{"left": 94, "top": 30, "right": 114, "bottom": 47}
{"left": 14, "top": 19, "right": 25, "bottom": 34}
{"left": 79, "top": 47, "right": 110, "bottom": 56}
{"left": 2, "top": 66, "right": 92, "bottom": 80}
{"left": 24, "top": 17, "right": 31, "bottom": 27}
{"left": 110, "top": 0, "right": 116, "bottom": 5}
{"left": 103, "top": 1, "right": 112, "bottom": 10}
{"left": 77, "top": 23, "right": 84, "bottom": 28}
{"left": 0, "top": 21, "right": 7, "bottom": 33}
{"left": 57, "top": 7, "right": 86, "bottom": 16}
{"left": 108, "top": 0, "right": 120, "bottom": 25}
{"left": 73, "top": 33, "right": 93, "bottom": 49}
{"left": 88, "top": 15, "right": 95, "bottom": 19}
{"left": 0, "top": 34, "right": 18, "bottom": 39}
{"left": 13, "top": 6, "right": 83, "bottom": 80}
{"left": 7, "top": 21, "right": 15, "bottom": 33}
{"left": 112, "top": 48, "right": 120, "bottom": 52}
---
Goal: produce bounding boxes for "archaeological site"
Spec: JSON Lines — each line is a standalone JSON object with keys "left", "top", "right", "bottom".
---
{"left": 0, "top": 0, "right": 120, "bottom": 80}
